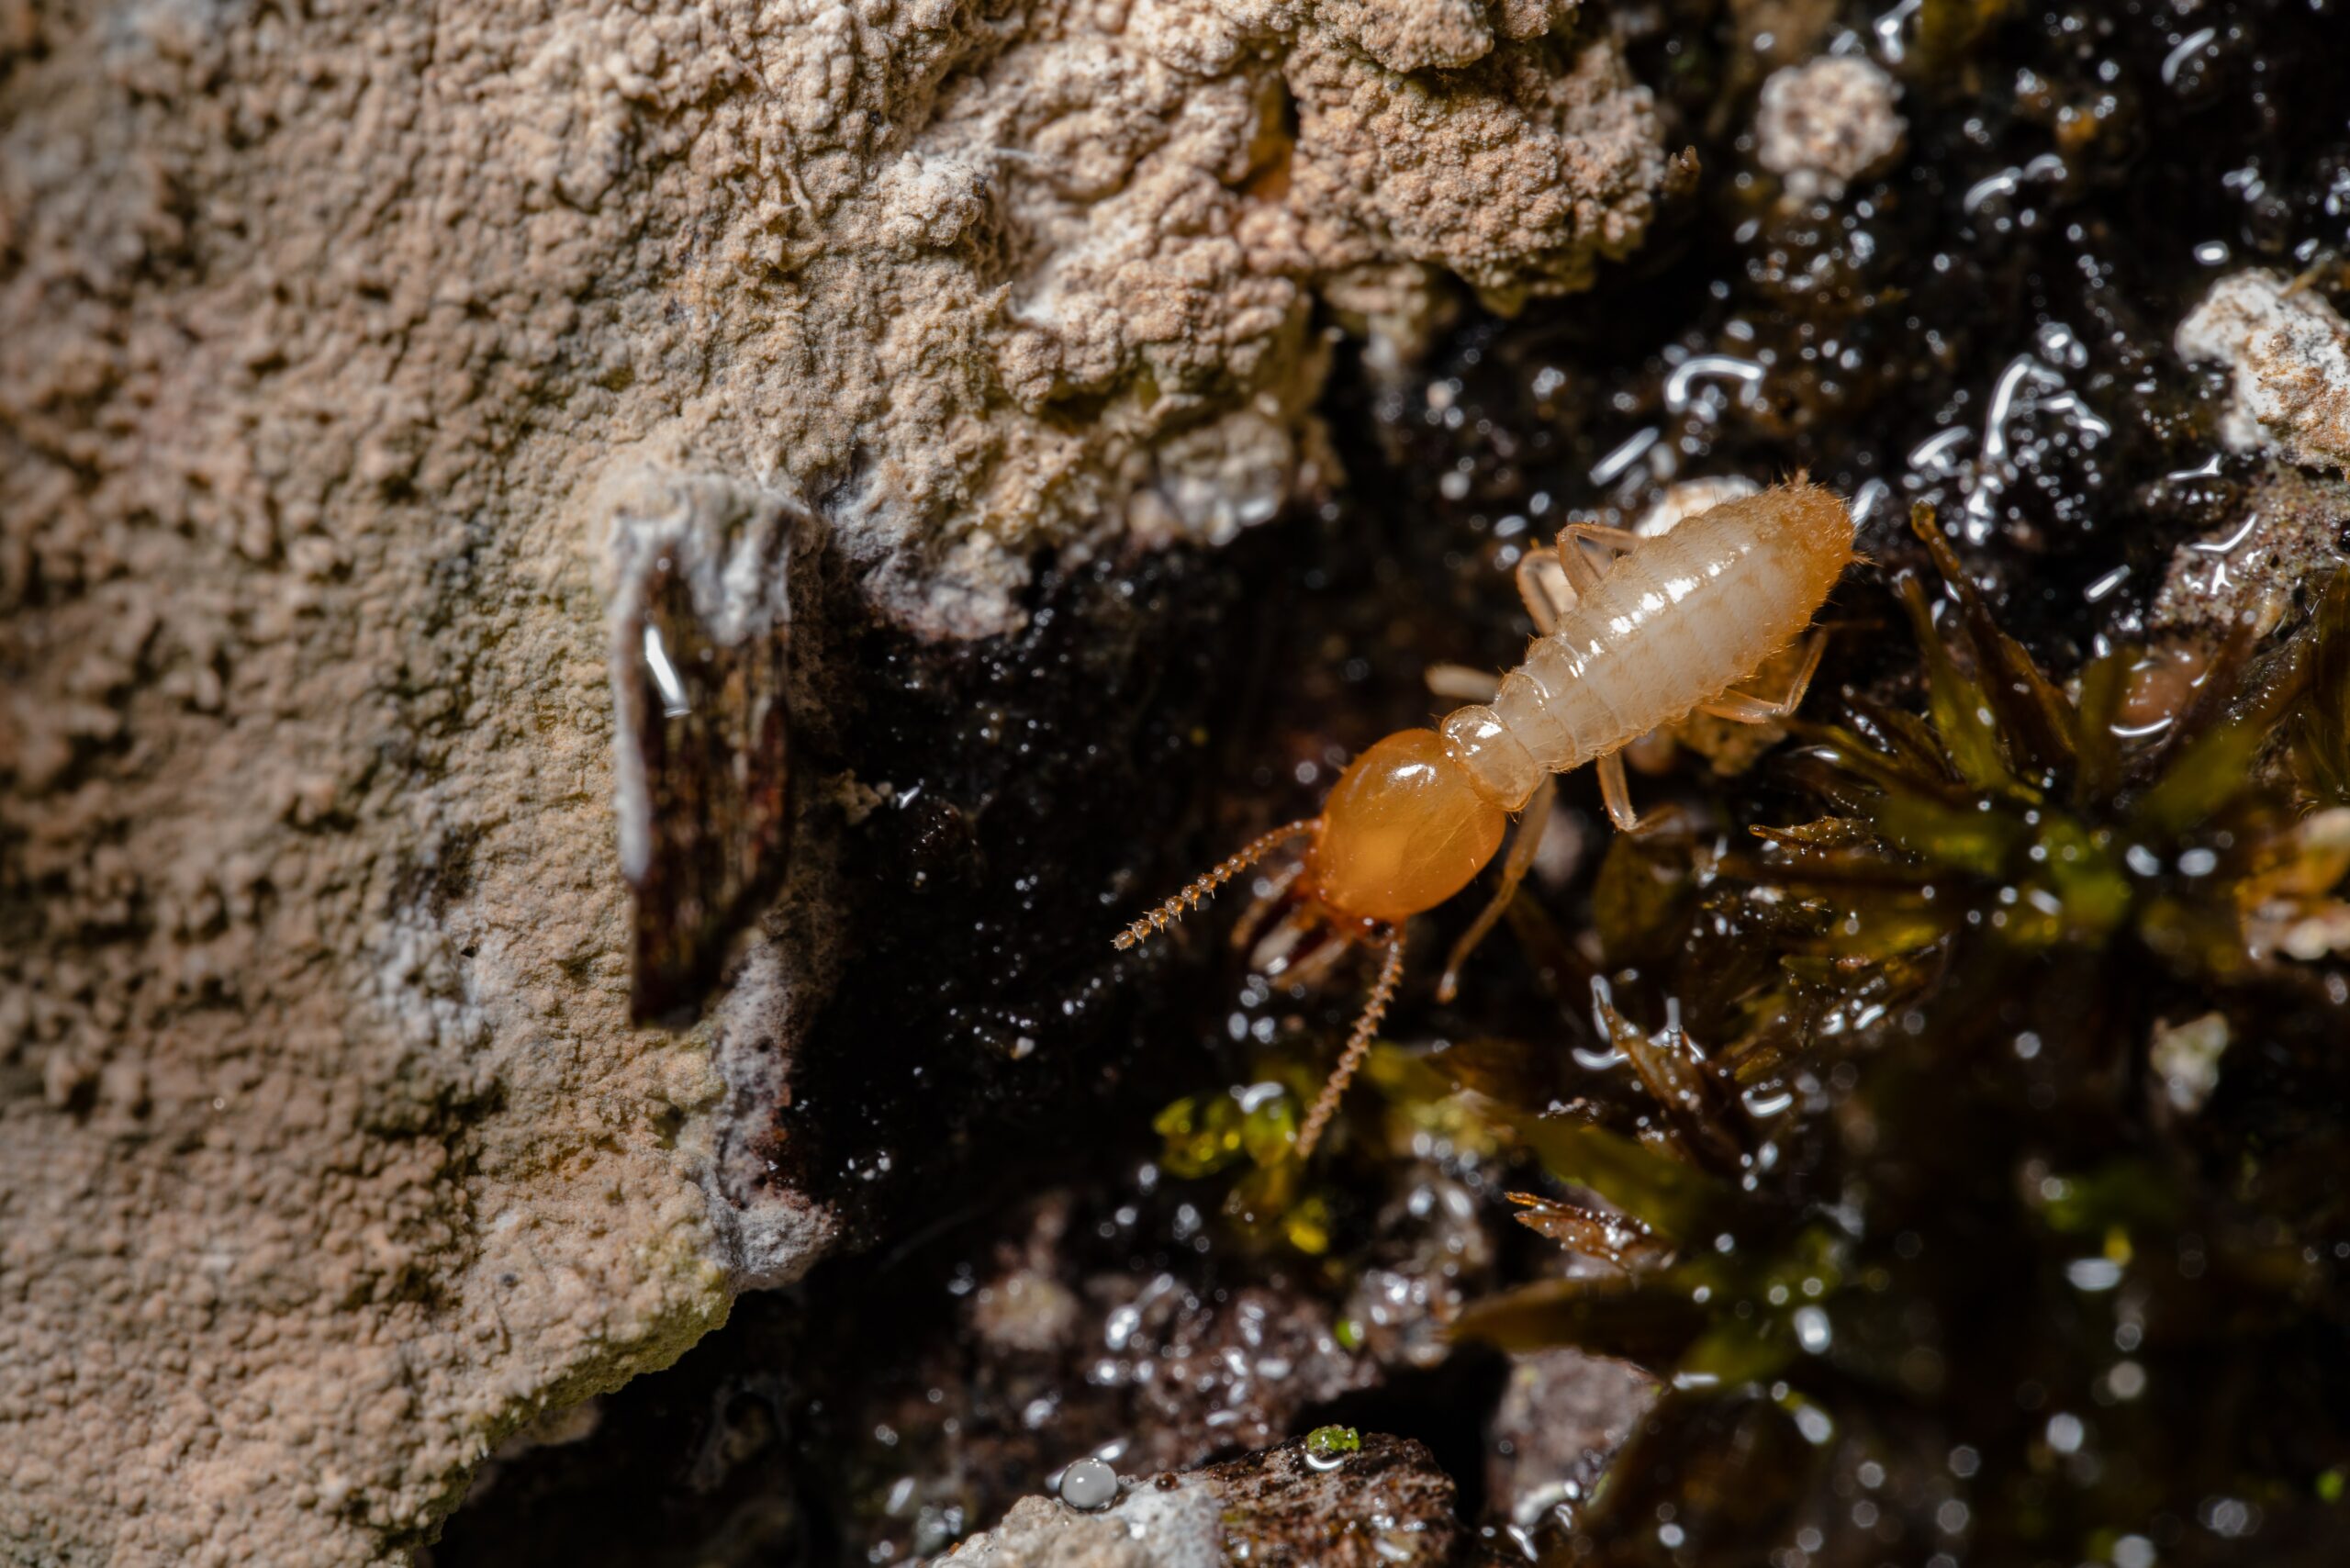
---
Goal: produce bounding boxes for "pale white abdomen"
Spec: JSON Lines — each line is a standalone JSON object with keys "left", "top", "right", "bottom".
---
{"left": 1440, "top": 485, "right": 1853, "bottom": 810}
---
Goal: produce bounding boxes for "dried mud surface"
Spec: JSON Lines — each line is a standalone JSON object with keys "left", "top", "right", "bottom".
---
{"left": 430, "top": 2, "right": 2350, "bottom": 1564}
{"left": 0, "top": 1, "right": 1661, "bottom": 1562}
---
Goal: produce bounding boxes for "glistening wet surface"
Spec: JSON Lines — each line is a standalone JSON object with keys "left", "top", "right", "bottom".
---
{"left": 431, "top": 4, "right": 2350, "bottom": 1564}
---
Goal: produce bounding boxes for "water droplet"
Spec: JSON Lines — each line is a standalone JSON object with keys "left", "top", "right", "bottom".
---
{"left": 1662, "top": 354, "right": 1765, "bottom": 414}
{"left": 1303, "top": 1425, "right": 1361, "bottom": 1471}
{"left": 1588, "top": 426, "right": 1661, "bottom": 485}
{"left": 1058, "top": 1457, "right": 1119, "bottom": 1511}
{"left": 2161, "top": 27, "right": 2217, "bottom": 88}
{"left": 2065, "top": 1257, "right": 2123, "bottom": 1292}
{"left": 641, "top": 624, "right": 690, "bottom": 718}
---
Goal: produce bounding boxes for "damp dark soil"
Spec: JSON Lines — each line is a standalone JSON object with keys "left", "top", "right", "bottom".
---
{"left": 430, "top": 3, "right": 2350, "bottom": 1564}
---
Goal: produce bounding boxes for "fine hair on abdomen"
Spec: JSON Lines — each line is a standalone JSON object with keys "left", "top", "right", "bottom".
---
{"left": 1493, "top": 510, "right": 1821, "bottom": 772}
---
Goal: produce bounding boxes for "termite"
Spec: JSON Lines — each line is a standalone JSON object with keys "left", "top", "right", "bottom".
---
{"left": 1113, "top": 481, "right": 1858, "bottom": 1159}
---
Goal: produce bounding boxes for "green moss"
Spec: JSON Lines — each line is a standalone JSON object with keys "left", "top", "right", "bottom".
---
{"left": 1304, "top": 1425, "right": 1362, "bottom": 1462}
{"left": 1455, "top": 510, "right": 2350, "bottom": 1564}
{"left": 1153, "top": 1083, "right": 1298, "bottom": 1180}
{"left": 1151, "top": 1062, "right": 1347, "bottom": 1255}
{"left": 1139, "top": 506, "right": 2350, "bottom": 1562}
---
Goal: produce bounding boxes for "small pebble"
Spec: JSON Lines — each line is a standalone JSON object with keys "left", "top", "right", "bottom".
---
{"left": 1754, "top": 56, "right": 1906, "bottom": 202}
{"left": 1058, "top": 1457, "right": 1120, "bottom": 1511}
{"left": 2175, "top": 269, "right": 2350, "bottom": 471}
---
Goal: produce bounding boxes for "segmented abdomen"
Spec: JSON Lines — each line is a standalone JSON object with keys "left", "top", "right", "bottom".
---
{"left": 1439, "top": 485, "right": 1853, "bottom": 810}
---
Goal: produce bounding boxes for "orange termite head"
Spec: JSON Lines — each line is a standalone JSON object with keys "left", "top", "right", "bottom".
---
{"left": 1302, "top": 729, "right": 1507, "bottom": 926}
{"left": 1113, "top": 727, "right": 1508, "bottom": 1162}
{"left": 1111, "top": 729, "right": 1507, "bottom": 952}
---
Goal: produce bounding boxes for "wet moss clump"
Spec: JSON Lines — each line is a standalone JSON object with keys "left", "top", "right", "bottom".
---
{"left": 1449, "top": 512, "right": 2350, "bottom": 1565}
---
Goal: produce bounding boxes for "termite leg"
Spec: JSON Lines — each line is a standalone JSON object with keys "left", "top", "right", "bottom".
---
{"left": 1695, "top": 690, "right": 1782, "bottom": 723}
{"left": 1558, "top": 524, "right": 1652, "bottom": 837}
{"left": 1516, "top": 551, "right": 1572, "bottom": 632}
{"left": 1426, "top": 664, "right": 1503, "bottom": 702}
{"left": 1522, "top": 521, "right": 1638, "bottom": 632}
{"left": 1113, "top": 819, "right": 1315, "bottom": 951}
{"left": 1437, "top": 774, "right": 1558, "bottom": 1003}
{"left": 1559, "top": 521, "right": 1641, "bottom": 590}
{"left": 1762, "top": 626, "right": 1830, "bottom": 714}
{"left": 1295, "top": 924, "right": 1406, "bottom": 1160}
{"left": 1563, "top": 521, "right": 1643, "bottom": 550}
{"left": 1442, "top": 529, "right": 1596, "bottom": 696}
{"left": 1444, "top": 530, "right": 1595, "bottom": 695}
{"left": 1230, "top": 856, "right": 1304, "bottom": 955}
{"left": 1696, "top": 628, "right": 1828, "bottom": 722}
{"left": 1548, "top": 523, "right": 1623, "bottom": 599}
{"left": 1595, "top": 751, "right": 1641, "bottom": 832}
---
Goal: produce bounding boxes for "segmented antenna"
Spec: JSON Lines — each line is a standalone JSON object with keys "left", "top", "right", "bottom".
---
{"left": 1296, "top": 926, "right": 1406, "bottom": 1159}
{"left": 1112, "top": 820, "right": 1315, "bottom": 951}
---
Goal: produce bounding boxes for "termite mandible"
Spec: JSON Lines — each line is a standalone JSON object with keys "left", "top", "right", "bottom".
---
{"left": 1114, "top": 481, "right": 1858, "bottom": 1159}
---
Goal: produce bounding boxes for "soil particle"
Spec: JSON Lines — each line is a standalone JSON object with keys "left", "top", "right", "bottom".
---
{"left": 940, "top": 1432, "right": 1464, "bottom": 1568}
{"left": 0, "top": 0, "right": 1663, "bottom": 1558}
{"left": 2149, "top": 466, "right": 2350, "bottom": 639}
{"left": 1752, "top": 55, "right": 1907, "bottom": 204}
{"left": 2176, "top": 269, "right": 2350, "bottom": 474}
{"left": 1483, "top": 1348, "right": 1658, "bottom": 1534}
{"left": 428, "top": 1137, "right": 1515, "bottom": 1565}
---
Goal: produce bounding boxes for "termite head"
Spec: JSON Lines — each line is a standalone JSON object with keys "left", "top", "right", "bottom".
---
{"left": 1113, "top": 727, "right": 1508, "bottom": 1161}
{"left": 1302, "top": 729, "right": 1507, "bottom": 926}
{"left": 1113, "top": 728, "right": 1507, "bottom": 956}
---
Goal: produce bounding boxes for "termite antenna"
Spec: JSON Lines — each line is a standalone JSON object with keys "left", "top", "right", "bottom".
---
{"left": 1112, "top": 819, "right": 1316, "bottom": 952}
{"left": 1295, "top": 926, "right": 1406, "bottom": 1160}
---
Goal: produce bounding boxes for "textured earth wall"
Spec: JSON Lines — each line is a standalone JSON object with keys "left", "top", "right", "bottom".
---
{"left": 0, "top": 1, "right": 1662, "bottom": 1561}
